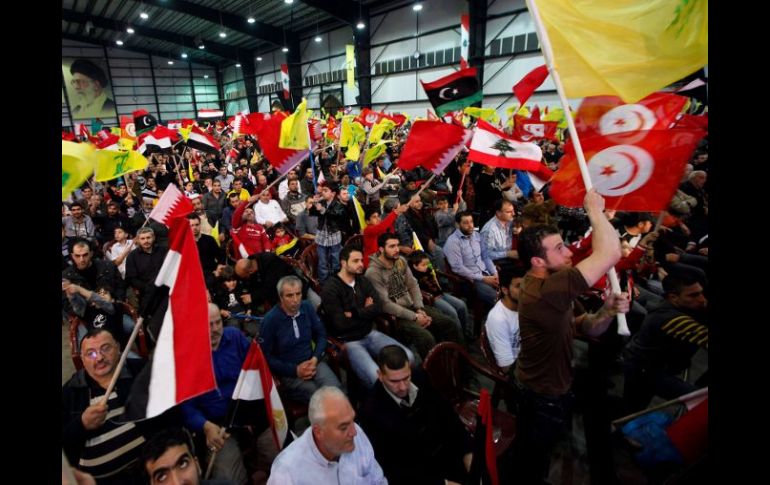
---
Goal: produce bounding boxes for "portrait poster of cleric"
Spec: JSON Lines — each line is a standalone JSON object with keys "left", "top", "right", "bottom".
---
{"left": 62, "top": 58, "right": 117, "bottom": 120}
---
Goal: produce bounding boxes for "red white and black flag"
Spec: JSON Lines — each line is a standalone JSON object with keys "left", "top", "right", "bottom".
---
{"left": 125, "top": 184, "right": 216, "bottom": 420}
{"left": 185, "top": 125, "right": 221, "bottom": 154}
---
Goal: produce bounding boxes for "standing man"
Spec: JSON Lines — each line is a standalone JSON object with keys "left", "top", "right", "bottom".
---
{"left": 202, "top": 179, "right": 227, "bottom": 221}
{"left": 125, "top": 227, "right": 168, "bottom": 308}
{"left": 310, "top": 182, "right": 347, "bottom": 283}
{"left": 259, "top": 276, "right": 342, "bottom": 402}
{"left": 511, "top": 190, "right": 629, "bottom": 483}
{"left": 268, "top": 387, "right": 386, "bottom": 484}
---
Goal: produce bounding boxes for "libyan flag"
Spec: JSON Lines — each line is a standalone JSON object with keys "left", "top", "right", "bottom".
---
{"left": 420, "top": 67, "right": 482, "bottom": 117}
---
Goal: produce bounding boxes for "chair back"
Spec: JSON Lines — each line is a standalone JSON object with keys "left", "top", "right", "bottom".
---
{"left": 479, "top": 325, "right": 509, "bottom": 380}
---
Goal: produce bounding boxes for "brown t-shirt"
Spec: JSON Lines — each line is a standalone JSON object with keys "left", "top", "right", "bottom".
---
{"left": 514, "top": 267, "right": 589, "bottom": 397}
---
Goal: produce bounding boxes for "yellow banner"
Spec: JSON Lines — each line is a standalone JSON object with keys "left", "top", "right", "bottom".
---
{"left": 346, "top": 44, "right": 356, "bottom": 88}
{"left": 94, "top": 150, "right": 149, "bottom": 182}
{"left": 62, "top": 141, "right": 96, "bottom": 201}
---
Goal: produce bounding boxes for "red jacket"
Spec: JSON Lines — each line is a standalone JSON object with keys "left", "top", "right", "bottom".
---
{"left": 363, "top": 211, "right": 397, "bottom": 268}
{"left": 232, "top": 200, "right": 272, "bottom": 255}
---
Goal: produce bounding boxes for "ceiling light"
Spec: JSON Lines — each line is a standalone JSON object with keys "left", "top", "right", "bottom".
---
{"left": 168, "top": 60, "right": 174, "bottom": 65}
{"left": 219, "top": 31, "right": 227, "bottom": 38}
{"left": 356, "top": 21, "right": 365, "bottom": 30}
{"left": 314, "top": 35, "right": 322, "bottom": 43}
{"left": 204, "top": 74, "right": 209, "bottom": 79}
{"left": 116, "top": 39, "right": 124, "bottom": 46}
{"left": 236, "top": 63, "right": 241, "bottom": 67}
{"left": 284, "top": 0, "right": 294, "bottom": 4}
{"left": 199, "top": 44, "right": 205, "bottom": 49}
{"left": 282, "top": 46, "right": 289, "bottom": 52}
{"left": 247, "top": 16, "right": 255, "bottom": 24}
{"left": 126, "top": 27, "right": 135, "bottom": 34}
{"left": 181, "top": 52, "right": 188, "bottom": 59}
{"left": 413, "top": 3, "right": 423, "bottom": 11}
{"left": 140, "top": 12, "right": 149, "bottom": 20}
{"left": 256, "top": 56, "right": 263, "bottom": 61}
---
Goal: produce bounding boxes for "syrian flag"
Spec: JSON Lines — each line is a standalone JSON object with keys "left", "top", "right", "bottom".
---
{"left": 254, "top": 112, "right": 308, "bottom": 175}
{"left": 125, "top": 184, "right": 216, "bottom": 419}
{"left": 133, "top": 109, "right": 158, "bottom": 136}
{"left": 460, "top": 14, "right": 470, "bottom": 69}
{"left": 397, "top": 121, "right": 472, "bottom": 175}
{"left": 227, "top": 340, "right": 292, "bottom": 449}
{"left": 230, "top": 229, "right": 250, "bottom": 258}
{"left": 420, "top": 67, "right": 482, "bottom": 117}
{"left": 137, "top": 126, "right": 179, "bottom": 156}
{"left": 513, "top": 65, "right": 549, "bottom": 108}
{"left": 468, "top": 120, "right": 552, "bottom": 181}
{"left": 185, "top": 125, "right": 221, "bottom": 154}
{"left": 468, "top": 388, "right": 499, "bottom": 485}
{"left": 550, "top": 128, "right": 706, "bottom": 211}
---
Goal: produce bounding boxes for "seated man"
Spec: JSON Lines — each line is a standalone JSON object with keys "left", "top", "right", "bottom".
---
{"left": 260, "top": 276, "right": 342, "bottom": 402}
{"left": 480, "top": 199, "right": 518, "bottom": 264}
{"left": 358, "top": 346, "right": 473, "bottom": 485}
{"left": 443, "top": 211, "right": 499, "bottom": 310}
{"left": 622, "top": 271, "right": 709, "bottom": 414}
{"left": 62, "top": 328, "right": 165, "bottom": 482}
{"left": 254, "top": 190, "right": 290, "bottom": 229}
{"left": 365, "top": 232, "right": 463, "bottom": 359}
{"left": 180, "top": 303, "right": 278, "bottom": 483}
{"left": 234, "top": 254, "right": 321, "bottom": 310}
{"left": 484, "top": 266, "right": 526, "bottom": 375}
{"left": 268, "top": 387, "right": 386, "bottom": 484}
{"left": 231, "top": 195, "right": 273, "bottom": 256}
{"left": 320, "top": 245, "right": 414, "bottom": 389}
{"left": 62, "top": 240, "right": 126, "bottom": 304}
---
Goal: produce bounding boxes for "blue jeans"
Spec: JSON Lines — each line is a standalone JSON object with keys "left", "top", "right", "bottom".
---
{"left": 345, "top": 330, "right": 415, "bottom": 389}
{"left": 433, "top": 294, "right": 471, "bottom": 337}
{"left": 317, "top": 243, "right": 341, "bottom": 283}
{"left": 474, "top": 279, "right": 499, "bottom": 308}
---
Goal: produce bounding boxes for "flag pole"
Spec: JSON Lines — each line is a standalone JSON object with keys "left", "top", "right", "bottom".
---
{"left": 525, "top": 0, "right": 630, "bottom": 336}
{"left": 100, "top": 317, "right": 145, "bottom": 406}
{"left": 414, "top": 173, "right": 438, "bottom": 198}
{"left": 611, "top": 387, "right": 708, "bottom": 428}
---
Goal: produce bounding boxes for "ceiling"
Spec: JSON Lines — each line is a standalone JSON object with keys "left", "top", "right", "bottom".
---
{"left": 62, "top": 0, "right": 412, "bottom": 67}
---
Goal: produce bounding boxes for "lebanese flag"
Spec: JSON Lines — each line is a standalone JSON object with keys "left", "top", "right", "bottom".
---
{"left": 281, "top": 64, "right": 290, "bottom": 100}
{"left": 513, "top": 65, "right": 549, "bottom": 108}
{"left": 356, "top": 108, "right": 385, "bottom": 128}
{"left": 550, "top": 128, "right": 706, "bottom": 211}
{"left": 126, "top": 184, "right": 216, "bottom": 419}
{"left": 228, "top": 340, "right": 292, "bottom": 449}
{"left": 468, "top": 120, "right": 552, "bottom": 180}
{"left": 511, "top": 115, "right": 559, "bottom": 142}
{"left": 136, "top": 126, "right": 179, "bottom": 155}
{"left": 398, "top": 121, "right": 472, "bottom": 175}
{"left": 460, "top": 14, "right": 470, "bottom": 69}
{"left": 575, "top": 92, "right": 689, "bottom": 141}
{"left": 186, "top": 125, "right": 221, "bottom": 154}
{"left": 254, "top": 112, "right": 309, "bottom": 175}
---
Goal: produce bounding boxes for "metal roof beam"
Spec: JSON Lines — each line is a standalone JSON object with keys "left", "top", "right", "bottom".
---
{"left": 299, "top": 0, "right": 368, "bottom": 26}
{"left": 62, "top": 33, "right": 219, "bottom": 67}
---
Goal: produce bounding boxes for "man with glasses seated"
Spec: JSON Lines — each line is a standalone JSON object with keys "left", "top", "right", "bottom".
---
{"left": 62, "top": 328, "right": 170, "bottom": 483}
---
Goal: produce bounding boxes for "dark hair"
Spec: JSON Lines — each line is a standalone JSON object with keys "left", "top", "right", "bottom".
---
{"left": 662, "top": 271, "right": 702, "bottom": 297}
{"left": 377, "top": 232, "right": 400, "bottom": 249}
{"left": 141, "top": 427, "right": 196, "bottom": 476}
{"left": 219, "top": 265, "right": 236, "bottom": 282}
{"left": 70, "top": 59, "right": 108, "bottom": 87}
{"left": 436, "top": 195, "right": 449, "bottom": 203}
{"left": 80, "top": 327, "right": 119, "bottom": 348}
{"left": 621, "top": 212, "right": 653, "bottom": 227}
{"left": 70, "top": 201, "right": 85, "bottom": 210}
{"left": 493, "top": 198, "right": 513, "bottom": 213}
{"left": 339, "top": 244, "right": 362, "bottom": 263}
{"left": 498, "top": 265, "right": 527, "bottom": 289}
{"left": 407, "top": 250, "right": 429, "bottom": 267}
{"left": 517, "top": 224, "right": 561, "bottom": 270}
{"left": 364, "top": 208, "right": 381, "bottom": 221}
{"left": 377, "top": 345, "right": 409, "bottom": 370}
{"left": 186, "top": 213, "right": 201, "bottom": 222}
{"left": 455, "top": 210, "right": 474, "bottom": 224}
{"left": 320, "top": 181, "right": 339, "bottom": 193}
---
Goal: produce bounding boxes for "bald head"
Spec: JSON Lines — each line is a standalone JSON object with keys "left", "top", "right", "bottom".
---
{"left": 234, "top": 258, "right": 255, "bottom": 279}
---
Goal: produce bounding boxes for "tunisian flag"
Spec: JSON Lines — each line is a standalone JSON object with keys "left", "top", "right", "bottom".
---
{"left": 125, "top": 184, "right": 216, "bottom": 419}
{"left": 468, "top": 120, "right": 552, "bottom": 180}
{"left": 550, "top": 128, "right": 706, "bottom": 211}
{"left": 397, "top": 121, "right": 472, "bottom": 175}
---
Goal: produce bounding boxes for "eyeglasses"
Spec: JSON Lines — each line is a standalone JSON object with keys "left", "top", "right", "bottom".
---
{"left": 83, "top": 343, "right": 115, "bottom": 361}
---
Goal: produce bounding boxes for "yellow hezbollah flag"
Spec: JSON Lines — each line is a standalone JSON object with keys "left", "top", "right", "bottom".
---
{"left": 339, "top": 117, "right": 353, "bottom": 148}
{"left": 463, "top": 106, "right": 500, "bottom": 124}
{"left": 118, "top": 138, "right": 135, "bottom": 151}
{"left": 344, "top": 121, "right": 367, "bottom": 161}
{"left": 110, "top": 127, "right": 122, "bottom": 136}
{"left": 345, "top": 44, "right": 356, "bottom": 88}
{"left": 62, "top": 141, "right": 96, "bottom": 201}
{"left": 210, "top": 221, "right": 221, "bottom": 247}
{"left": 94, "top": 150, "right": 149, "bottom": 182}
{"left": 179, "top": 126, "right": 193, "bottom": 142}
{"left": 368, "top": 119, "right": 396, "bottom": 144}
{"left": 532, "top": 0, "right": 707, "bottom": 102}
{"left": 352, "top": 196, "right": 367, "bottom": 231}
{"left": 279, "top": 98, "right": 310, "bottom": 150}
{"left": 363, "top": 141, "right": 389, "bottom": 167}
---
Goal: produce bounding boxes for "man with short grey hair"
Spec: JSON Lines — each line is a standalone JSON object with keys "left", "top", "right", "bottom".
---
{"left": 259, "top": 276, "right": 341, "bottom": 402}
{"left": 268, "top": 386, "right": 386, "bottom": 485}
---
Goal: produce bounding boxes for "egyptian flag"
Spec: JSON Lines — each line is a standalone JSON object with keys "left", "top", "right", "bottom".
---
{"left": 468, "top": 388, "right": 499, "bottom": 485}
{"left": 137, "top": 126, "right": 179, "bottom": 156}
{"left": 133, "top": 109, "right": 158, "bottom": 136}
{"left": 420, "top": 67, "right": 482, "bottom": 117}
{"left": 227, "top": 340, "right": 292, "bottom": 449}
{"left": 185, "top": 125, "right": 221, "bottom": 154}
{"left": 468, "top": 120, "right": 551, "bottom": 180}
{"left": 398, "top": 120, "right": 472, "bottom": 175}
{"left": 550, "top": 128, "right": 706, "bottom": 211}
{"left": 124, "top": 184, "right": 216, "bottom": 420}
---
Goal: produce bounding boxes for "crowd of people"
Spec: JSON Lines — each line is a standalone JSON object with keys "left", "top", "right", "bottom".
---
{"left": 62, "top": 115, "right": 708, "bottom": 484}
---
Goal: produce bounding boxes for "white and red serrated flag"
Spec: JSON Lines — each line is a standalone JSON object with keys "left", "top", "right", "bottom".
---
{"left": 281, "top": 64, "right": 290, "bottom": 100}
{"left": 468, "top": 119, "right": 551, "bottom": 179}
{"left": 550, "top": 128, "right": 706, "bottom": 211}
{"left": 186, "top": 125, "right": 221, "bottom": 154}
{"left": 254, "top": 112, "right": 308, "bottom": 175}
{"left": 230, "top": 340, "right": 292, "bottom": 449}
{"left": 309, "top": 119, "right": 323, "bottom": 142}
{"left": 575, "top": 92, "right": 689, "bottom": 142}
{"left": 460, "top": 14, "right": 470, "bottom": 69}
{"left": 127, "top": 184, "right": 216, "bottom": 419}
{"left": 398, "top": 120, "right": 472, "bottom": 175}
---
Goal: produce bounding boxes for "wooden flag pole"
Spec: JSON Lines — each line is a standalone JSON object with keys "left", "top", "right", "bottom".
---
{"left": 100, "top": 317, "right": 144, "bottom": 406}
{"left": 525, "top": 0, "right": 630, "bottom": 336}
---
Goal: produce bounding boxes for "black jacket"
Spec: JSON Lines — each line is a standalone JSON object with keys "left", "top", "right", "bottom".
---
{"left": 320, "top": 274, "right": 383, "bottom": 341}
{"left": 311, "top": 199, "right": 347, "bottom": 235}
{"left": 62, "top": 259, "right": 126, "bottom": 302}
